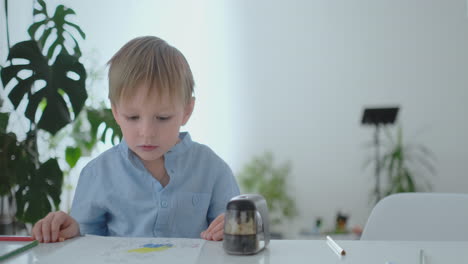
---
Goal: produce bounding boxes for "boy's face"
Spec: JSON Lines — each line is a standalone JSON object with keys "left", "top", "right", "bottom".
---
{"left": 112, "top": 84, "right": 194, "bottom": 165}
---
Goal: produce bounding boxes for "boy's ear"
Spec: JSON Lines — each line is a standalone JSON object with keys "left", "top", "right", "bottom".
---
{"left": 111, "top": 104, "right": 121, "bottom": 126}
{"left": 182, "top": 97, "right": 195, "bottom": 126}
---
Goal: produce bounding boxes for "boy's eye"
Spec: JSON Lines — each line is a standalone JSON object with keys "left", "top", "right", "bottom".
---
{"left": 157, "top": 116, "right": 170, "bottom": 121}
{"left": 127, "top": 116, "right": 139, "bottom": 121}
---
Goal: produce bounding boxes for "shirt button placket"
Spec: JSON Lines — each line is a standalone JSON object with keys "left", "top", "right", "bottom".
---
{"left": 155, "top": 195, "right": 169, "bottom": 235}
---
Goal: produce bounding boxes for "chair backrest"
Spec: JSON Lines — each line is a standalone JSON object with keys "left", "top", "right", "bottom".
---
{"left": 361, "top": 192, "right": 468, "bottom": 241}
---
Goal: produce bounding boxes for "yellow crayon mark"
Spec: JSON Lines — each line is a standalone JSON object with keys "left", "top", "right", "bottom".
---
{"left": 127, "top": 246, "right": 172, "bottom": 253}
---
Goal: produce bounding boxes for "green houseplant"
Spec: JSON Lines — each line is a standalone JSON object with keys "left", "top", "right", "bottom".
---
{"left": 0, "top": 0, "right": 121, "bottom": 226}
{"left": 238, "top": 152, "right": 298, "bottom": 234}
{"left": 1, "top": 0, "right": 87, "bottom": 225}
{"left": 365, "top": 126, "right": 436, "bottom": 203}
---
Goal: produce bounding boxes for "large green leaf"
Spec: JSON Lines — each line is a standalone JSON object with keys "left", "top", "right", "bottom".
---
{"left": 0, "top": 132, "right": 36, "bottom": 196}
{"left": 28, "top": 0, "right": 85, "bottom": 59}
{"left": 15, "top": 158, "right": 63, "bottom": 224}
{"left": 52, "top": 53, "right": 87, "bottom": 114}
{"left": 87, "top": 108, "right": 122, "bottom": 145}
{"left": 1, "top": 41, "right": 48, "bottom": 99}
{"left": 1, "top": 40, "right": 87, "bottom": 134}
{"left": 0, "top": 132, "right": 19, "bottom": 195}
{"left": 0, "top": 113, "right": 13, "bottom": 196}
{"left": 66, "top": 108, "right": 121, "bottom": 158}
{"left": 0, "top": 112, "right": 9, "bottom": 131}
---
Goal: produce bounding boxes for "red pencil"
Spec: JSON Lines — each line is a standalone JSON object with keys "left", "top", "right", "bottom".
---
{"left": 0, "top": 236, "right": 35, "bottom": 242}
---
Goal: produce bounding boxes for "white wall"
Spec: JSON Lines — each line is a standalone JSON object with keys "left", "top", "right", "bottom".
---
{"left": 226, "top": 0, "right": 468, "bottom": 235}
{"left": 2, "top": 0, "right": 468, "bottom": 237}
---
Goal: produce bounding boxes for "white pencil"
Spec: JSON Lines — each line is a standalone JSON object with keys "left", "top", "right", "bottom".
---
{"left": 326, "top": 235, "right": 346, "bottom": 256}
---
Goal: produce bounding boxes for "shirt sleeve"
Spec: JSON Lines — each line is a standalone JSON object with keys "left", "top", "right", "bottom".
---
{"left": 70, "top": 163, "right": 108, "bottom": 236}
{"left": 206, "top": 162, "right": 240, "bottom": 224}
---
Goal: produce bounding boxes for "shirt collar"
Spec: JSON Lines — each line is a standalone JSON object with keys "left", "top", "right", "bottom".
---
{"left": 165, "top": 132, "right": 192, "bottom": 157}
{"left": 118, "top": 138, "right": 144, "bottom": 170}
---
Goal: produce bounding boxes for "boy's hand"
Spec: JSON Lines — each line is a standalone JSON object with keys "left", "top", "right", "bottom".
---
{"left": 200, "top": 213, "right": 224, "bottom": 241}
{"left": 31, "top": 211, "right": 80, "bottom": 243}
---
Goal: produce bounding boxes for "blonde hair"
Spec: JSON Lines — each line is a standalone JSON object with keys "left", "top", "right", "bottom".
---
{"left": 107, "top": 36, "right": 194, "bottom": 105}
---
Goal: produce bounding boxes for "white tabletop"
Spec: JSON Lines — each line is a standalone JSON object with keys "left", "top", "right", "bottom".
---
{"left": 200, "top": 239, "right": 468, "bottom": 264}
{"left": 2, "top": 236, "right": 467, "bottom": 264}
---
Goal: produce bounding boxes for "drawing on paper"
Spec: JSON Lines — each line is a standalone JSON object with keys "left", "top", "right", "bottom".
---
{"left": 127, "top": 243, "right": 174, "bottom": 253}
{"left": 40, "top": 236, "right": 206, "bottom": 264}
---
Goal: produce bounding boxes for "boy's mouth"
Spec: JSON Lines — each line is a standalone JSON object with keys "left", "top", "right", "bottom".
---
{"left": 138, "top": 145, "right": 158, "bottom": 151}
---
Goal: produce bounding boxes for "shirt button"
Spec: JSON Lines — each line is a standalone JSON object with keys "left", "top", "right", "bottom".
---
{"left": 161, "top": 200, "right": 168, "bottom": 208}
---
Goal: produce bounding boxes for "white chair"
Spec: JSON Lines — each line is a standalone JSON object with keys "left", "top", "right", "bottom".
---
{"left": 361, "top": 192, "right": 468, "bottom": 241}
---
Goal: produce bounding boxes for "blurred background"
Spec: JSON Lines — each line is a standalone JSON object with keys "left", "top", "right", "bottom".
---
{"left": 1, "top": 0, "right": 467, "bottom": 238}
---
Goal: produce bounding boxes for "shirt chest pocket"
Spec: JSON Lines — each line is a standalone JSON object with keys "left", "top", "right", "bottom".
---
{"left": 174, "top": 192, "right": 211, "bottom": 237}
{"left": 176, "top": 192, "right": 210, "bottom": 210}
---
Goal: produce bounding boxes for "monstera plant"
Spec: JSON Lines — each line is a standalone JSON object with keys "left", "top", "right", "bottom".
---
{"left": 0, "top": 0, "right": 121, "bottom": 226}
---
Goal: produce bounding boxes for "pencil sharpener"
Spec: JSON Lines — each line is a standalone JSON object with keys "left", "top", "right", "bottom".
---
{"left": 223, "top": 194, "right": 270, "bottom": 255}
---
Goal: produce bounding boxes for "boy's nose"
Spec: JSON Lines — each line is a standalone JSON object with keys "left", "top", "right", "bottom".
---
{"left": 139, "top": 120, "right": 156, "bottom": 137}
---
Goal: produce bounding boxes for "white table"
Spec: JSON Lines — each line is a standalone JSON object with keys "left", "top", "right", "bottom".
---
{"left": 200, "top": 240, "right": 468, "bottom": 264}
{"left": 2, "top": 236, "right": 467, "bottom": 264}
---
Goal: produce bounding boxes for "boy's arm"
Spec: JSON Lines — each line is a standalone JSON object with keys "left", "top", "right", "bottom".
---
{"left": 206, "top": 163, "right": 240, "bottom": 224}
{"left": 70, "top": 164, "right": 108, "bottom": 236}
{"left": 201, "top": 163, "right": 239, "bottom": 241}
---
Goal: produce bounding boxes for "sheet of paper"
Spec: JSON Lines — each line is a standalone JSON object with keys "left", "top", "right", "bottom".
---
{"left": 40, "top": 235, "right": 206, "bottom": 264}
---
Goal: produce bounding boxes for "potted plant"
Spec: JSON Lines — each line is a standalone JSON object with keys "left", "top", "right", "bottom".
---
{"left": 364, "top": 126, "right": 436, "bottom": 203}
{"left": 237, "top": 152, "right": 298, "bottom": 238}
{"left": 0, "top": 0, "right": 121, "bottom": 228}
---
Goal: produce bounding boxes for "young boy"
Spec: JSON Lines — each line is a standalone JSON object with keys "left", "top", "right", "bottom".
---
{"left": 31, "top": 36, "right": 240, "bottom": 242}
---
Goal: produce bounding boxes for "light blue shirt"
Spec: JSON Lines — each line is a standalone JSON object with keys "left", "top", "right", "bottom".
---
{"left": 70, "top": 132, "right": 240, "bottom": 238}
